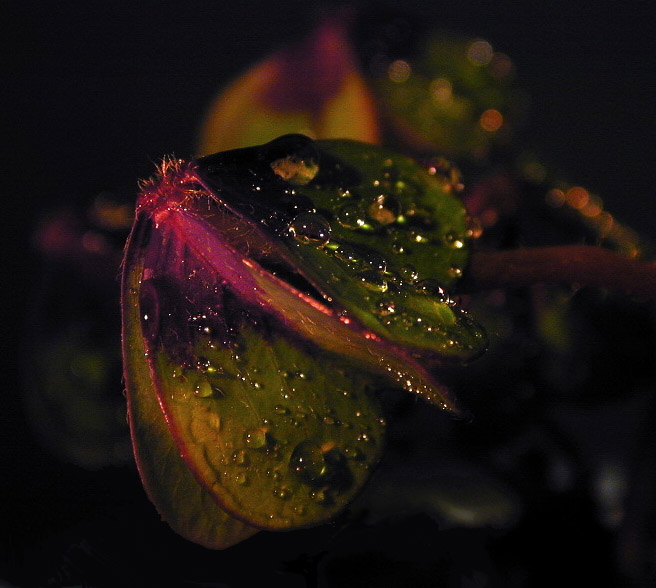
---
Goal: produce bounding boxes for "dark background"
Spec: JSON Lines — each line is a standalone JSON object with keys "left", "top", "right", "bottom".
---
{"left": 3, "top": 1, "right": 655, "bottom": 586}
{"left": 6, "top": 1, "right": 656, "bottom": 312}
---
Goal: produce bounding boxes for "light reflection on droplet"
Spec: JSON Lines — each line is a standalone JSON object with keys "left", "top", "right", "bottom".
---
{"left": 288, "top": 212, "right": 332, "bottom": 246}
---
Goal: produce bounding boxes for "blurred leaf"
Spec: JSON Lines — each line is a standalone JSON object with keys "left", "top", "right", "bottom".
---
{"left": 197, "top": 15, "right": 380, "bottom": 156}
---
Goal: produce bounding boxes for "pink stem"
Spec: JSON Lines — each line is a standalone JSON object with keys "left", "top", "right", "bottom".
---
{"left": 465, "top": 245, "right": 656, "bottom": 299}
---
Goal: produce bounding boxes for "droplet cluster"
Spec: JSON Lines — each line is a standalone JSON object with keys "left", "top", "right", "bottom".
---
{"left": 275, "top": 141, "right": 486, "bottom": 363}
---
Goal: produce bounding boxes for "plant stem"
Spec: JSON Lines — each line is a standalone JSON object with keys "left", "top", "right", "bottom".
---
{"left": 464, "top": 245, "right": 656, "bottom": 299}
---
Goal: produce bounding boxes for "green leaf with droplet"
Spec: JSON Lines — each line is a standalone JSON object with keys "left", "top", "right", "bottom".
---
{"left": 121, "top": 136, "right": 486, "bottom": 548}
{"left": 122, "top": 253, "right": 258, "bottom": 549}
{"left": 273, "top": 138, "right": 487, "bottom": 360}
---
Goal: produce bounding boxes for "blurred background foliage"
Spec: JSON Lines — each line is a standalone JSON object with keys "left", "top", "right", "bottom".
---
{"left": 3, "top": 1, "right": 656, "bottom": 586}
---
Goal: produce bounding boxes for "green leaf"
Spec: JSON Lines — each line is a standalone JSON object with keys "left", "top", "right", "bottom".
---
{"left": 276, "top": 138, "right": 487, "bottom": 361}
{"left": 122, "top": 253, "right": 258, "bottom": 549}
{"left": 121, "top": 136, "right": 486, "bottom": 548}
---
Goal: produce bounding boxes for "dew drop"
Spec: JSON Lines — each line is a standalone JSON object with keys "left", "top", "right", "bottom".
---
{"left": 414, "top": 279, "right": 450, "bottom": 302}
{"left": 392, "top": 178, "right": 420, "bottom": 199}
{"left": 289, "top": 441, "right": 327, "bottom": 485}
{"left": 357, "top": 432, "right": 375, "bottom": 444}
{"left": 411, "top": 231, "right": 429, "bottom": 244}
{"left": 235, "top": 472, "right": 249, "bottom": 486}
{"left": 357, "top": 270, "right": 388, "bottom": 292}
{"left": 343, "top": 446, "right": 365, "bottom": 460}
{"left": 332, "top": 243, "right": 388, "bottom": 274}
{"left": 288, "top": 212, "right": 331, "bottom": 246}
{"left": 426, "top": 157, "right": 464, "bottom": 192}
{"left": 272, "top": 486, "right": 293, "bottom": 500}
{"left": 368, "top": 194, "right": 401, "bottom": 225}
{"left": 243, "top": 428, "right": 268, "bottom": 449}
{"left": 399, "top": 265, "right": 419, "bottom": 283}
{"left": 139, "top": 279, "right": 160, "bottom": 341}
{"left": 443, "top": 232, "right": 465, "bottom": 249}
{"left": 195, "top": 357, "right": 214, "bottom": 374}
{"left": 274, "top": 405, "right": 290, "bottom": 415}
{"left": 374, "top": 299, "right": 396, "bottom": 316}
{"left": 448, "top": 266, "right": 464, "bottom": 279}
{"left": 465, "top": 216, "right": 483, "bottom": 239}
{"left": 194, "top": 379, "right": 214, "bottom": 398}
{"left": 271, "top": 155, "right": 319, "bottom": 185}
{"left": 232, "top": 450, "right": 249, "bottom": 466}
{"left": 310, "top": 489, "right": 330, "bottom": 505}
{"left": 336, "top": 203, "right": 371, "bottom": 231}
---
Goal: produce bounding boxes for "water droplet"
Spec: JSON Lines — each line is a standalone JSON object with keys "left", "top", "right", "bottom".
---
{"left": 243, "top": 428, "right": 268, "bottom": 449}
{"left": 274, "top": 405, "right": 290, "bottom": 415}
{"left": 331, "top": 243, "right": 388, "bottom": 274}
{"left": 399, "top": 265, "right": 419, "bottom": 283}
{"left": 343, "top": 446, "right": 364, "bottom": 460}
{"left": 270, "top": 155, "right": 319, "bottom": 185}
{"left": 322, "top": 416, "right": 338, "bottom": 426}
{"left": 374, "top": 299, "right": 396, "bottom": 316}
{"left": 414, "top": 279, "right": 450, "bottom": 302}
{"left": 139, "top": 279, "right": 160, "bottom": 341}
{"left": 337, "top": 203, "right": 371, "bottom": 231}
{"left": 357, "top": 432, "right": 375, "bottom": 444}
{"left": 194, "top": 379, "right": 214, "bottom": 398}
{"left": 392, "top": 178, "right": 420, "bottom": 199}
{"left": 195, "top": 357, "right": 214, "bottom": 374}
{"left": 391, "top": 241, "right": 406, "bottom": 254}
{"left": 448, "top": 266, "right": 463, "bottom": 279}
{"left": 357, "top": 270, "right": 388, "bottom": 292}
{"left": 288, "top": 212, "right": 331, "bottom": 246}
{"left": 272, "top": 486, "right": 293, "bottom": 500}
{"left": 368, "top": 194, "right": 401, "bottom": 225}
{"left": 426, "top": 157, "right": 464, "bottom": 193}
{"left": 411, "top": 231, "right": 429, "bottom": 244}
{"left": 235, "top": 472, "right": 249, "bottom": 485}
{"left": 443, "top": 232, "right": 465, "bottom": 249}
{"left": 310, "top": 489, "right": 330, "bottom": 505}
{"left": 232, "top": 450, "right": 249, "bottom": 466}
{"left": 289, "top": 441, "right": 327, "bottom": 485}
{"left": 465, "top": 216, "right": 483, "bottom": 239}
